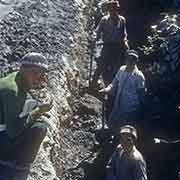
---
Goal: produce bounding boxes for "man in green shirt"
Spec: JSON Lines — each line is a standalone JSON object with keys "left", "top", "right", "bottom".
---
{"left": 0, "top": 52, "right": 52, "bottom": 168}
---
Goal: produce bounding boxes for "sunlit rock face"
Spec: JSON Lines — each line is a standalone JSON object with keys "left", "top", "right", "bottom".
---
{"left": 0, "top": 0, "right": 96, "bottom": 180}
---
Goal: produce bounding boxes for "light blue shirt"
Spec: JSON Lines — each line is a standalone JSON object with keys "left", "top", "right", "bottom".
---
{"left": 108, "top": 65, "right": 145, "bottom": 127}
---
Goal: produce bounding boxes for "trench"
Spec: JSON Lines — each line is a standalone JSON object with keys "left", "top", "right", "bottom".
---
{"left": 77, "top": 1, "right": 180, "bottom": 180}
{"left": 0, "top": 0, "right": 180, "bottom": 180}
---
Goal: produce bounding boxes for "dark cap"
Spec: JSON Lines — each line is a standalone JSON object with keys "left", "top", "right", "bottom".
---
{"left": 120, "top": 125, "right": 137, "bottom": 140}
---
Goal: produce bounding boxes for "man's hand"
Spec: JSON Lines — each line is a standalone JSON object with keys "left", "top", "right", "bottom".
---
{"left": 29, "top": 99, "right": 53, "bottom": 120}
{"left": 99, "top": 84, "right": 112, "bottom": 94}
{"left": 124, "top": 41, "right": 129, "bottom": 50}
{"left": 38, "top": 99, "right": 53, "bottom": 114}
{"left": 99, "top": 88, "right": 107, "bottom": 94}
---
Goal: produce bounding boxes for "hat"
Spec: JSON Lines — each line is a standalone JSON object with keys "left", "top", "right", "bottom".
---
{"left": 20, "top": 52, "right": 48, "bottom": 71}
{"left": 120, "top": 125, "right": 137, "bottom": 140}
{"left": 106, "top": 0, "right": 120, "bottom": 8}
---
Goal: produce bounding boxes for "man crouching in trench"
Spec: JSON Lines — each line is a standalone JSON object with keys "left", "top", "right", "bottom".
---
{"left": 0, "top": 52, "right": 53, "bottom": 171}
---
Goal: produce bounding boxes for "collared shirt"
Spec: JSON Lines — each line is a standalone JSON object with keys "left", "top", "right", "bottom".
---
{"left": 108, "top": 65, "right": 145, "bottom": 126}
{"left": 95, "top": 14, "right": 128, "bottom": 44}
{"left": 106, "top": 145, "right": 147, "bottom": 180}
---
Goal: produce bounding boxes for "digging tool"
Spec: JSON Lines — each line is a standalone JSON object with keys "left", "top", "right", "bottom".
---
{"left": 88, "top": 40, "right": 107, "bottom": 129}
{"left": 101, "top": 86, "right": 108, "bottom": 130}
{"left": 102, "top": 97, "right": 105, "bottom": 130}
{"left": 154, "top": 137, "right": 180, "bottom": 144}
{"left": 88, "top": 41, "right": 96, "bottom": 86}
{"left": 88, "top": 41, "right": 104, "bottom": 86}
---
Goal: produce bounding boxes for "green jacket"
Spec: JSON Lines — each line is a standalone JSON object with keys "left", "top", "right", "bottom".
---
{"left": 0, "top": 72, "right": 34, "bottom": 139}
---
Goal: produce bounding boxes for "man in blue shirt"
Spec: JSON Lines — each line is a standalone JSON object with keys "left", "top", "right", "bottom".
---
{"left": 99, "top": 50, "right": 145, "bottom": 128}
{"left": 106, "top": 125, "right": 147, "bottom": 180}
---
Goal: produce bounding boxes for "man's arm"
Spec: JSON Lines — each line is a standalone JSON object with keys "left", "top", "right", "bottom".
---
{"left": 26, "top": 99, "right": 53, "bottom": 127}
{"left": 99, "top": 83, "right": 113, "bottom": 94}
{"left": 136, "top": 73, "right": 146, "bottom": 106}
{"left": 0, "top": 93, "right": 4, "bottom": 124}
{"left": 3, "top": 89, "right": 52, "bottom": 138}
{"left": 99, "top": 69, "right": 120, "bottom": 94}
{"left": 2, "top": 89, "right": 26, "bottom": 138}
{"left": 121, "top": 17, "right": 129, "bottom": 50}
{"left": 95, "top": 17, "right": 105, "bottom": 41}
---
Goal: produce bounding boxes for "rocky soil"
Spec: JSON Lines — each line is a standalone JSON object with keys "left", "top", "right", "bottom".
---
{"left": 0, "top": 0, "right": 102, "bottom": 180}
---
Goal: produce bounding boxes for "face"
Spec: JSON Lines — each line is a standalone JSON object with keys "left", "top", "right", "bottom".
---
{"left": 126, "top": 55, "right": 137, "bottom": 67}
{"left": 120, "top": 133, "right": 134, "bottom": 153}
{"left": 23, "top": 66, "right": 47, "bottom": 89}
{"left": 108, "top": 5, "right": 118, "bottom": 16}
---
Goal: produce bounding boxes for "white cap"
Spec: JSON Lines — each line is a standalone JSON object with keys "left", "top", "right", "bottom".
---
{"left": 120, "top": 125, "right": 137, "bottom": 140}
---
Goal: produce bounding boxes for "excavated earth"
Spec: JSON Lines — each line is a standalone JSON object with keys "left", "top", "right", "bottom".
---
{"left": 0, "top": 0, "right": 102, "bottom": 180}
{"left": 2, "top": 1, "right": 180, "bottom": 180}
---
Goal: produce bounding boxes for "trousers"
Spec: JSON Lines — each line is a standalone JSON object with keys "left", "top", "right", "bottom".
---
{"left": 0, "top": 121, "right": 48, "bottom": 165}
{"left": 93, "top": 44, "right": 125, "bottom": 85}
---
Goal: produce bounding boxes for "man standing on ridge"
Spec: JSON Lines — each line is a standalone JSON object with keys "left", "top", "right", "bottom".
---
{"left": 91, "top": 0, "right": 129, "bottom": 86}
{"left": 0, "top": 52, "right": 53, "bottom": 170}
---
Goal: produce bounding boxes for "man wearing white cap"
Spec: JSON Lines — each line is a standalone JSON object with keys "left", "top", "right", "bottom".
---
{"left": 106, "top": 125, "right": 147, "bottom": 180}
{"left": 99, "top": 50, "right": 146, "bottom": 128}
{"left": 91, "top": 0, "right": 129, "bottom": 86}
{"left": 0, "top": 52, "right": 52, "bottom": 169}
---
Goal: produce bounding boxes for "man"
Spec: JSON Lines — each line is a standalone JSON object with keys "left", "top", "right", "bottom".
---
{"left": 0, "top": 52, "right": 52, "bottom": 169}
{"left": 99, "top": 50, "right": 145, "bottom": 128}
{"left": 92, "top": 0, "right": 129, "bottom": 86}
{"left": 106, "top": 125, "right": 147, "bottom": 180}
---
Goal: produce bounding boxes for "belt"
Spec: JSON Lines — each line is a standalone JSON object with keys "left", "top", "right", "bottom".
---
{"left": 0, "top": 124, "right": 6, "bottom": 132}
